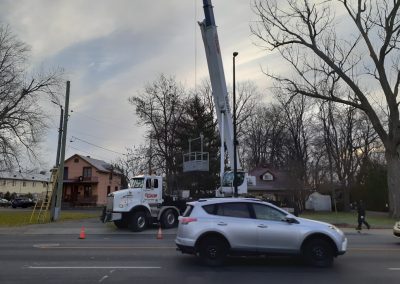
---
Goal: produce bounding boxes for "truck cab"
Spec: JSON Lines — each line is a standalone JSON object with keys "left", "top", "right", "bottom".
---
{"left": 101, "top": 175, "right": 181, "bottom": 232}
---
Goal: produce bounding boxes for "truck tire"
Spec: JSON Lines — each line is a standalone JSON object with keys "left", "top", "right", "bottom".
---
{"left": 160, "top": 209, "right": 178, "bottom": 229}
{"left": 128, "top": 211, "right": 147, "bottom": 232}
{"left": 114, "top": 215, "right": 128, "bottom": 229}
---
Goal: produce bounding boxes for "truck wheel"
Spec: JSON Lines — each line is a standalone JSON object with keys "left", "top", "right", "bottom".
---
{"left": 303, "top": 239, "right": 334, "bottom": 267}
{"left": 114, "top": 216, "right": 128, "bottom": 229}
{"left": 199, "top": 236, "right": 228, "bottom": 267}
{"left": 128, "top": 211, "right": 147, "bottom": 232}
{"left": 161, "top": 209, "right": 177, "bottom": 229}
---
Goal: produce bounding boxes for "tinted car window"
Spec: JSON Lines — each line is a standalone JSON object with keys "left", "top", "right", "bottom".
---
{"left": 252, "top": 203, "right": 286, "bottom": 221}
{"left": 183, "top": 205, "right": 194, "bottom": 217}
{"left": 203, "top": 204, "right": 217, "bottom": 215}
{"left": 216, "top": 202, "right": 251, "bottom": 218}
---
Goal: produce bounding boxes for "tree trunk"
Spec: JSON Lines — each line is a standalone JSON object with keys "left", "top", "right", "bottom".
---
{"left": 386, "top": 152, "right": 400, "bottom": 218}
{"left": 343, "top": 186, "right": 351, "bottom": 212}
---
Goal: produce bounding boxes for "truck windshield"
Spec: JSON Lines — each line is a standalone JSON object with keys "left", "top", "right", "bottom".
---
{"left": 131, "top": 178, "right": 144, "bottom": 188}
{"left": 222, "top": 172, "right": 245, "bottom": 187}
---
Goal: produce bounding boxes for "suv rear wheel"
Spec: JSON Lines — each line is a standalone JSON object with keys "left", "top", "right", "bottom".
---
{"left": 128, "top": 211, "right": 147, "bottom": 232}
{"left": 199, "top": 236, "right": 228, "bottom": 267}
{"left": 303, "top": 239, "right": 334, "bottom": 267}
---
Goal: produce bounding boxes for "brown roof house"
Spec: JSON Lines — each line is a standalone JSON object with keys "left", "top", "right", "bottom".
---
{"left": 62, "top": 154, "right": 123, "bottom": 207}
{"left": 247, "top": 166, "right": 303, "bottom": 205}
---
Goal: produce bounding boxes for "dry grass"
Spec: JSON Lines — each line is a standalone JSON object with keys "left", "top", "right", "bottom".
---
{"left": 300, "top": 210, "right": 396, "bottom": 228}
{"left": 0, "top": 210, "right": 99, "bottom": 227}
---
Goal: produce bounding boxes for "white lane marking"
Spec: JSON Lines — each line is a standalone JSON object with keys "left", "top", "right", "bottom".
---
{"left": 33, "top": 244, "right": 60, "bottom": 248}
{"left": 99, "top": 275, "right": 109, "bottom": 283}
{"left": 36, "top": 246, "right": 174, "bottom": 249}
{"left": 28, "top": 266, "right": 161, "bottom": 269}
{"left": 388, "top": 268, "right": 400, "bottom": 271}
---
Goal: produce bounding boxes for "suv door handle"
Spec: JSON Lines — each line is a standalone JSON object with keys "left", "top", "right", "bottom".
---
{"left": 257, "top": 224, "right": 268, "bottom": 228}
{"left": 217, "top": 222, "right": 227, "bottom": 226}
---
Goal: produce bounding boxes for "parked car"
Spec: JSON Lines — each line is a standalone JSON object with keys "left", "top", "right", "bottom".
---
{"left": 394, "top": 221, "right": 400, "bottom": 237}
{"left": 11, "top": 198, "right": 35, "bottom": 208}
{"left": 175, "top": 198, "right": 347, "bottom": 267}
{"left": 0, "top": 198, "right": 10, "bottom": 207}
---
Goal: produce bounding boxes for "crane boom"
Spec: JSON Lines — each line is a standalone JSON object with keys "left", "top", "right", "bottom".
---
{"left": 199, "top": 0, "right": 249, "bottom": 196}
{"left": 199, "top": 0, "right": 240, "bottom": 171}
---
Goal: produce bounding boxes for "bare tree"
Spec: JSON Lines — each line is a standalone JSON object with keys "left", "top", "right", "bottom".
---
{"left": 242, "top": 103, "right": 290, "bottom": 169}
{"left": 129, "top": 74, "right": 186, "bottom": 193}
{"left": 234, "top": 81, "right": 260, "bottom": 140}
{"left": 114, "top": 146, "right": 152, "bottom": 177}
{"left": 278, "top": 94, "right": 312, "bottom": 184}
{"left": 252, "top": 0, "right": 400, "bottom": 217}
{"left": 0, "top": 25, "right": 62, "bottom": 170}
{"left": 320, "top": 102, "right": 362, "bottom": 210}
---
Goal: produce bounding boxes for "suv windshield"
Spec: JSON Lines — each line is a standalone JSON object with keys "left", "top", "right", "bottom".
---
{"left": 130, "top": 178, "right": 144, "bottom": 188}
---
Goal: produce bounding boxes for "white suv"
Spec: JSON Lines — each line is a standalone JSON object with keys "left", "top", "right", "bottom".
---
{"left": 175, "top": 198, "right": 347, "bottom": 267}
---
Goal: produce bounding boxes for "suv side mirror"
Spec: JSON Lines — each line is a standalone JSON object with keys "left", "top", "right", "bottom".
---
{"left": 284, "top": 217, "right": 299, "bottom": 224}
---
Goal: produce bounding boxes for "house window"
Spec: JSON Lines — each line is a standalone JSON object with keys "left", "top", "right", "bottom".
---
{"left": 262, "top": 172, "right": 274, "bottom": 181}
{"left": 12, "top": 180, "right": 16, "bottom": 186}
{"left": 74, "top": 158, "right": 79, "bottom": 163}
{"left": 84, "top": 186, "right": 92, "bottom": 198}
{"left": 23, "top": 181, "right": 26, "bottom": 187}
{"left": 2, "top": 180, "right": 6, "bottom": 186}
{"left": 109, "top": 171, "right": 113, "bottom": 180}
{"left": 64, "top": 167, "right": 69, "bottom": 180}
{"left": 115, "top": 186, "right": 118, "bottom": 191}
{"left": 107, "top": 186, "right": 111, "bottom": 195}
{"left": 83, "top": 167, "right": 92, "bottom": 178}
{"left": 32, "top": 182, "right": 36, "bottom": 187}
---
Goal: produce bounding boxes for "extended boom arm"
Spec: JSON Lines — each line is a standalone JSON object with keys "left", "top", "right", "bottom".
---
{"left": 199, "top": 0, "right": 241, "bottom": 174}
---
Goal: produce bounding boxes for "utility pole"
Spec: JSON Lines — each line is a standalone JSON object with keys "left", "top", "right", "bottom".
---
{"left": 50, "top": 103, "right": 63, "bottom": 221}
{"left": 52, "top": 81, "right": 70, "bottom": 221}
{"left": 233, "top": 51, "right": 238, "bottom": 197}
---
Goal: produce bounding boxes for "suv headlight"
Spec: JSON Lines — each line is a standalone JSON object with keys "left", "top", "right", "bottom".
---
{"left": 328, "top": 225, "right": 342, "bottom": 233}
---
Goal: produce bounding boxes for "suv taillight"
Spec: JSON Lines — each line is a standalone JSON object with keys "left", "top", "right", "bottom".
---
{"left": 180, "top": 217, "right": 197, "bottom": 224}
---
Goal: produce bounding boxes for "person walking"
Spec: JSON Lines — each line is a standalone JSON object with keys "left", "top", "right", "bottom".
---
{"left": 356, "top": 200, "right": 370, "bottom": 231}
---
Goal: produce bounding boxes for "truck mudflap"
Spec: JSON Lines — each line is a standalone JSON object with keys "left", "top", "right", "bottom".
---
{"left": 100, "top": 207, "right": 107, "bottom": 222}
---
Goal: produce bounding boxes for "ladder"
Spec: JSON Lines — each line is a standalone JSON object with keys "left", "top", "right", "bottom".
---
{"left": 29, "top": 168, "right": 58, "bottom": 223}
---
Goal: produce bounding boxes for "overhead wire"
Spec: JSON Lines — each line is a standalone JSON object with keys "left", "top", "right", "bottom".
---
{"left": 70, "top": 136, "right": 126, "bottom": 155}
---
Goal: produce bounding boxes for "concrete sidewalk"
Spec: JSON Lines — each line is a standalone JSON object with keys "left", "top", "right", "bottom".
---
{"left": 0, "top": 217, "right": 393, "bottom": 236}
{"left": 0, "top": 217, "right": 178, "bottom": 235}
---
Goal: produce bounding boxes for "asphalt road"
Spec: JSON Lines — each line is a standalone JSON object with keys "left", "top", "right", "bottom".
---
{"left": 0, "top": 218, "right": 399, "bottom": 284}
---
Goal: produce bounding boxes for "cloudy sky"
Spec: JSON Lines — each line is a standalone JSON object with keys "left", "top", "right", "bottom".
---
{"left": 1, "top": 0, "right": 282, "bottom": 169}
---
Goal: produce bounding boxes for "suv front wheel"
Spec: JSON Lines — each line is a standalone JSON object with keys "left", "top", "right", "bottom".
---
{"left": 303, "top": 238, "right": 334, "bottom": 267}
{"left": 198, "top": 236, "right": 228, "bottom": 267}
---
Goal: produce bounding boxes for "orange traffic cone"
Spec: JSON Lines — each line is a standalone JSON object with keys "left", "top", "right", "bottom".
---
{"left": 156, "top": 224, "right": 163, "bottom": 240}
{"left": 79, "top": 226, "right": 86, "bottom": 239}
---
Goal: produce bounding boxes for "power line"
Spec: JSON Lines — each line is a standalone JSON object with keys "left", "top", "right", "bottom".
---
{"left": 68, "top": 145, "right": 115, "bottom": 163}
{"left": 70, "top": 136, "right": 125, "bottom": 155}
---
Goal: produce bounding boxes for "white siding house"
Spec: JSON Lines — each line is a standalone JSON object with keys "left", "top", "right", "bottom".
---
{"left": 0, "top": 171, "right": 52, "bottom": 198}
